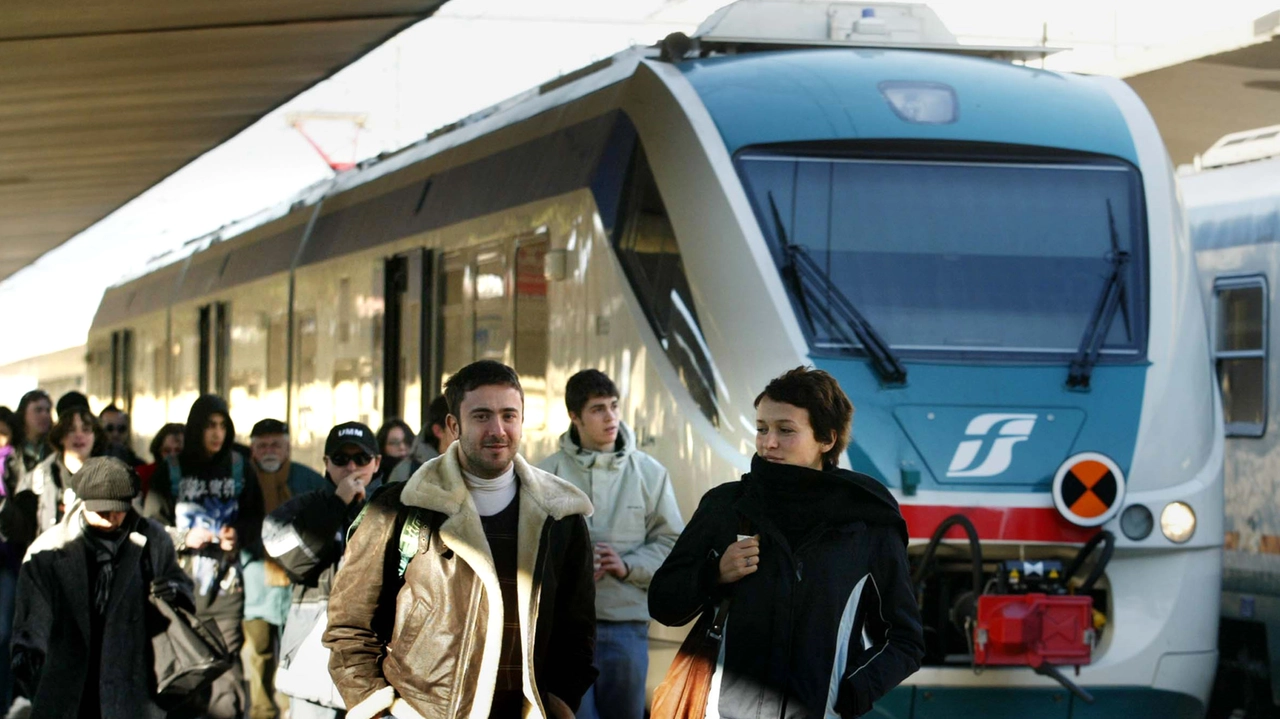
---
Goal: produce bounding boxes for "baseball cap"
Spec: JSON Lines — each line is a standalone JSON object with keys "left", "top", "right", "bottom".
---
{"left": 324, "top": 422, "right": 378, "bottom": 457}
{"left": 251, "top": 418, "right": 289, "bottom": 438}
{"left": 75, "top": 457, "right": 138, "bottom": 513}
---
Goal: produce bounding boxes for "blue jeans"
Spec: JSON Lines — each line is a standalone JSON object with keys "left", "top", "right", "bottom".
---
{"left": 576, "top": 620, "right": 649, "bottom": 719}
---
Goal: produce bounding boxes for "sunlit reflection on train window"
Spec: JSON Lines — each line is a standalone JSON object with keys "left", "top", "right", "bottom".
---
{"left": 474, "top": 248, "right": 510, "bottom": 364}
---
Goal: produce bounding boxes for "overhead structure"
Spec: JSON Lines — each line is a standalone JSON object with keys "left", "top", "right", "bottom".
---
{"left": 1112, "top": 11, "right": 1280, "bottom": 167}
{"left": 0, "top": 1, "right": 448, "bottom": 283}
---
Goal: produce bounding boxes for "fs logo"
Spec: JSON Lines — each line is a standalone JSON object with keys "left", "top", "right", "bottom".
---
{"left": 946, "top": 413, "right": 1037, "bottom": 478}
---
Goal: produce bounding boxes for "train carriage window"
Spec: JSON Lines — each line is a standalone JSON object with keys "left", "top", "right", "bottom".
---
{"left": 1215, "top": 276, "right": 1268, "bottom": 437}
{"left": 515, "top": 235, "right": 551, "bottom": 429}
{"left": 515, "top": 237, "right": 550, "bottom": 376}
{"left": 440, "top": 253, "right": 473, "bottom": 384}
{"left": 612, "top": 144, "right": 720, "bottom": 426}
{"left": 297, "top": 311, "right": 318, "bottom": 386}
{"left": 267, "top": 314, "right": 288, "bottom": 390}
{"left": 474, "top": 247, "right": 511, "bottom": 364}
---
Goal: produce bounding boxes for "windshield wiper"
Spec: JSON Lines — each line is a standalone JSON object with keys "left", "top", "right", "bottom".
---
{"left": 767, "top": 192, "right": 907, "bottom": 385}
{"left": 1067, "top": 200, "right": 1131, "bottom": 390}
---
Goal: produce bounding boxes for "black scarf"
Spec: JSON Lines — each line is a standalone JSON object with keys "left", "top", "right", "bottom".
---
{"left": 81, "top": 514, "right": 133, "bottom": 617}
{"left": 743, "top": 454, "right": 908, "bottom": 548}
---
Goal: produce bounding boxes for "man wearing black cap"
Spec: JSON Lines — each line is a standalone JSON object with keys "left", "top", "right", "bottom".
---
{"left": 262, "top": 421, "right": 381, "bottom": 719}
{"left": 243, "top": 419, "right": 325, "bottom": 719}
{"left": 11, "top": 457, "right": 193, "bottom": 718}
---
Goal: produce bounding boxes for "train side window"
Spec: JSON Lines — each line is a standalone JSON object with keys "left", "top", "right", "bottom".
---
{"left": 296, "top": 310, "right": 318, "bottom": 386}
{"left": 439, "top": 252, "right": 473, "bottom": 385}
{"left": 613, "top": 143, "right": 720, "bottom": 426}
{"left": 474, "top": 246, "right": 511, "bottom": 363}
{"left": 515, "top": 237, "right": 550, "bottom": 377}
{"left": 1215, "top": 276, "right": 1268, "bottom": 437}
{"left": 515, "top": 235, "right": 551, "bottom": 429}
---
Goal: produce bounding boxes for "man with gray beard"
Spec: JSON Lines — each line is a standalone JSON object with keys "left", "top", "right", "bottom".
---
{"left": 242, "top": 420, "right": 325, "bottom": 719}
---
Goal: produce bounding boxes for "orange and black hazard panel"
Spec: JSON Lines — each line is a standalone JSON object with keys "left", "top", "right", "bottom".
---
{"left": 1059, "top": 460, "right": 1118, "bottom": 520}
{"left": 1053, "top": 452, "right": 1125, "bottom": 527}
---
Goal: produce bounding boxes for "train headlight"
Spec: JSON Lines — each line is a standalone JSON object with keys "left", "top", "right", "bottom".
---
{"left": 878, "top": 81, "right": 958, "bottom": 124}
{"left": 1119, "top": 504, "right": 1153, "bottom": 540}
{"left": 1160, "top": 502, "right": 1196, "bottom": 544}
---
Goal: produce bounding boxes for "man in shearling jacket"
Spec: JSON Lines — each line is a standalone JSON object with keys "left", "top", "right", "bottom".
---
{"left": 323, "top": 360, "right": 597, "bottom": 719}
{"left": 537, "top": 369, "right": 683, "bottom": 719}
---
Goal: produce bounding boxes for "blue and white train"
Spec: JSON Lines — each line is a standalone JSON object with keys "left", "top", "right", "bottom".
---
{"left": 82, "top": 2, "right": 1222, "bottom": 716}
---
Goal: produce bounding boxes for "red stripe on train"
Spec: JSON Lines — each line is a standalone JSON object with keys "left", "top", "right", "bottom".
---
{"left": 901, "top": 505, "right": 1097, "bottom": 544}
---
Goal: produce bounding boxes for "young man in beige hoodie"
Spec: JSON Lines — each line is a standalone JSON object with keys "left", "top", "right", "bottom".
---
{"left": 538, "top": 370, "right": 684, "bottom": 719}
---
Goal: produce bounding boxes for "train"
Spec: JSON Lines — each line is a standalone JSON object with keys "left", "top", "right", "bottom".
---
{"left": 1184, "top": 127, "right": 1280, "bottom": 719}
{"left": 70, "top": 1, "right": 1224, "bottom": 717}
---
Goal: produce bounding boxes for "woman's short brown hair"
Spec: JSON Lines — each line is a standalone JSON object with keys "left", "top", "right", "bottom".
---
{"left": 48, "top": 405, "right": 106, "bottom": 457}
{"left": 754, "top": 366, "right": 854, "bottom": 470}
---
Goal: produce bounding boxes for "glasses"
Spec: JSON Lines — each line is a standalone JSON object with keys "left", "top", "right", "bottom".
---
{"left": 103, "top": 424, "right": 128, "bottom": 433}
{"left": 329, "top": 452, "right": 373, "bottom": 467}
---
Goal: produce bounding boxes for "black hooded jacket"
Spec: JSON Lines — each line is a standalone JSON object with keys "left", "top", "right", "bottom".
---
{"left": 143, "top": 394, "right": 264, "bottom": 616}
{"left": 649, "top": 456, "right": 924, "bottom": 719}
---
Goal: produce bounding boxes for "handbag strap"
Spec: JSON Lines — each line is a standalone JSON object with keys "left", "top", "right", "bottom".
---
{"left": 707, "top": 515, "right": 754, "bottom": 641}
{"left": 138, "top": 517, "right": 154, "bottom": 583}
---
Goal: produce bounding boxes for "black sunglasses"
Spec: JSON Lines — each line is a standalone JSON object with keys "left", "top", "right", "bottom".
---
{"left": 329, "top": 452, "right": 373, "bottom": 468}
{"left": 103, "top": 423, "right": 128, "bottom": 433}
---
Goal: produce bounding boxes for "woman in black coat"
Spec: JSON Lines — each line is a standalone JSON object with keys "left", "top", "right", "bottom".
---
{"left": 649, "top": 367, "right": 924, "bottom": 719}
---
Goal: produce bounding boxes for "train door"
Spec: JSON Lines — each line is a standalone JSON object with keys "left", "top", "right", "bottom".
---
{"left": 383, "top": 250, "right": 436, "bottom": 428}
{"left": 109, "top": 328, "right": 134, "bottom": 412}
{"left": 438, "top": 240, "right": 513, "bottom": 386}
{"left": 434, "top": 233, "right": 552, "bottom": 433}
{"left": 198, "top": 301, "right": 230, "bottom": 398}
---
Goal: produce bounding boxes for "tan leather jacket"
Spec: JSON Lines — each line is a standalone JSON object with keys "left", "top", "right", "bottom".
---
{"left": 323, "top": 443, "right": 598, "bottom": 719}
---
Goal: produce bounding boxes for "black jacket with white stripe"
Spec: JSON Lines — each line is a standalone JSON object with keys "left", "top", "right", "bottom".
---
{"left": 650, "top": 459, "right": 924, "bottom": 719}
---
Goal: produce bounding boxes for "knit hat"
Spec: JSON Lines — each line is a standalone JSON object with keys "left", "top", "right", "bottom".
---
{"left": 75, "top": 457, "right": 137, "bottom": 513}
{"left": 324, "top": 422, "right": 378, "bottom": 457}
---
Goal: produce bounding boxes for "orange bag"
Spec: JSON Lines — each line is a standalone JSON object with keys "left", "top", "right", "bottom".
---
{"left": 649, "top": 595, "right": 732, "bottom": 719}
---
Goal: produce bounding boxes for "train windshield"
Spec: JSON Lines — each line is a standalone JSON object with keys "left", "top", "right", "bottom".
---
{"left": 738, "top": 154, "right": 1147, "bottom": 360}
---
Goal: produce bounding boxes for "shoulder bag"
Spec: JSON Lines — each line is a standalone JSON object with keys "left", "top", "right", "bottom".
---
{"left": 650, "top": 517, "right": 751, "bottom": 719}
{"left": 141, "top": 538, "right": 233, "bottom": 707}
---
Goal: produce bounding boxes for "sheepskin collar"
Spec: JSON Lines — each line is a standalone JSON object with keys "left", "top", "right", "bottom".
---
{"left": 402, "top": 441, "right": 592, "bottom": 521}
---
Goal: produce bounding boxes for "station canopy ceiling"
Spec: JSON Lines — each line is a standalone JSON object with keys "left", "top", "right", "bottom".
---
{"left": 0, "top": 1, "right": 447, "bottom": 283}
{"left": 1121, "top": 11, "right": 1280, "bottom": 167}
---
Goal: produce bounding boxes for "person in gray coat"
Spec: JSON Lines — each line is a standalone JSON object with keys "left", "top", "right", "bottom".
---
{"left": 9, "top": 457, "right": 194, "bottom": 719}
{"left": 537, "top": 370, "right": 684, "bottom": 719}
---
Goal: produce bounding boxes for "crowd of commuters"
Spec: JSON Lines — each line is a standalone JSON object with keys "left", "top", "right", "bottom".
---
{"left": 0, "top": 360, "right": 923, "bottom": 719}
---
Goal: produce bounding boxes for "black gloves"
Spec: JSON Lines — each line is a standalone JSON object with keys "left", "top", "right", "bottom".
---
{"left": 150, "top": 578, "right": 181, "bottom": 603}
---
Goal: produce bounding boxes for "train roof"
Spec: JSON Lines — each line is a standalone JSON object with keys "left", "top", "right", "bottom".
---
{"left": 108, "top": 1, "right": 1080, "bottom": 293}
{"left": 679, "top": 49, "right": 1137, "bottom": 162}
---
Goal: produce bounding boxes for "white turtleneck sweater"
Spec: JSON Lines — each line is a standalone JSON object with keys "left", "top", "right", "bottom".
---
{"left": 462, "top": 464, "right": 517, "bottom": 517}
